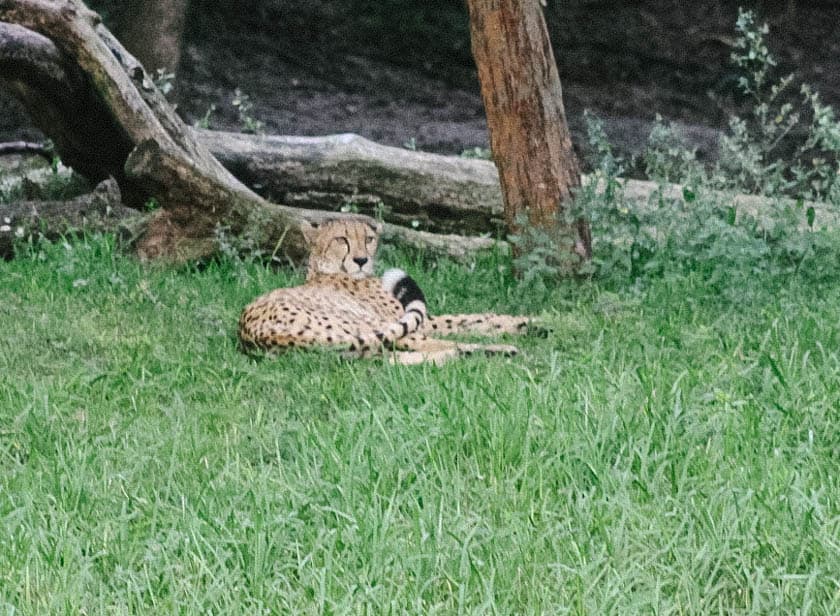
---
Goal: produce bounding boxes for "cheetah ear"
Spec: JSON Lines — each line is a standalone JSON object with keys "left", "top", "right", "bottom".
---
{"left": 301, "top": 222, "right": 317, "bottom": 245}
{"left": 363, "top": 219, "right": 382, "bottom": 236}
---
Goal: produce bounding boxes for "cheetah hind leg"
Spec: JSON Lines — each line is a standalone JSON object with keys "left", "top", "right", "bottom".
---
{"left": 426, "top": 314, "right": 549, "bottom": 337}
{"left": 389, "top": 335, "right": 518, "bottom": 366}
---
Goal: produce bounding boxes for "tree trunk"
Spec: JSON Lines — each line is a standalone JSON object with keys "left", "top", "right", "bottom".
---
{"left": 114, "top": 0, "right": 188, "bottom": 75}
{"left": 466, "top": 0, "right": 591, "bottom": 262}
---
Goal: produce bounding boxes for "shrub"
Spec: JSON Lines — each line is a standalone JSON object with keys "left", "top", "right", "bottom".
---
{"left": 560, "top": 8, "right": 840, "bottom": 287}
{"left": 714, "top": 9, "right": 840, "bottom": 203}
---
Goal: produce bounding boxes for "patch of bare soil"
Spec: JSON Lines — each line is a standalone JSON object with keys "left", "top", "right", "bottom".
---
{"left": 173, "top": 2, "right": 734, "bottom": 160}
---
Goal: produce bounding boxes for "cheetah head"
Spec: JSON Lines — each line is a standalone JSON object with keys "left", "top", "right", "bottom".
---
{"left": 304, "top": 219, "right": 381, "bottom": 279}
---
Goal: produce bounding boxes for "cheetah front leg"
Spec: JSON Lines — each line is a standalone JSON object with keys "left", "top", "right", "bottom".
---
{"left": 388, "top": 334, "right": 519, "bottom": 365}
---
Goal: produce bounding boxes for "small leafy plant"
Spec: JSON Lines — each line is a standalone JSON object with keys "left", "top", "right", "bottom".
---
{"left": 153, "top": 68, "right": 176, "bottom": 99}
{"left": 194, "top": 103, "right": 217, "bottom": 130}
{"left": 459, "top": 146, "right": 492, "bottom": 159}
{"left": 715, "top": 9, "right": 840, "bottom": 202}
{"left": 232, "top": 88, "right": 265, "bottom": 135}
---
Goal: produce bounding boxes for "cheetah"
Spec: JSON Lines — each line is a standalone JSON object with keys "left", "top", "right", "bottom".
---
{"left": 238, "top": 219, "right": 533, "bottom": 364}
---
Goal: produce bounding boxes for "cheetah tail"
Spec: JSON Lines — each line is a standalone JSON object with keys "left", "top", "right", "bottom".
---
{"left": 358, "top": 268, "right": 427, "bottom": 349}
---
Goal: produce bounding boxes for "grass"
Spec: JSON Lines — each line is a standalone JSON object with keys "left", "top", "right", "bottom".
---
{"left": 1, "top": 234, "right": 839, "bottom": 614}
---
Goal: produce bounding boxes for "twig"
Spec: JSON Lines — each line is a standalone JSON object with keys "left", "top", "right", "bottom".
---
{"left": 0, "top": 141, "right": 53, "bottom": 161}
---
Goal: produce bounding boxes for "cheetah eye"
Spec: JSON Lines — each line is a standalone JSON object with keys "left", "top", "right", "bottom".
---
{"left": 365, "top": 236, "right": 375, "bottom": 244}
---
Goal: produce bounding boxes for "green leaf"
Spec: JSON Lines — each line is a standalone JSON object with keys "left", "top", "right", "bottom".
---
{"left": 764, "top": 354, "right": 788, "bottom": 389}
{"left": 726, "top": 206, "right": 737, "bottom": 226}
{"left": 682, "top": 187, "right": 696, "bottom": 203}
{"left": 806, "top": 206, "right": 816, "bottom": 229}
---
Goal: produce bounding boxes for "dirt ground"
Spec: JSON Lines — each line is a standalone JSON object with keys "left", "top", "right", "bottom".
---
{"left": 2, "top": 1, "right": 838, "bottom": 171}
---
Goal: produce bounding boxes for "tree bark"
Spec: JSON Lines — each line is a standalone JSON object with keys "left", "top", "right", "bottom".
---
{"left": 466, "top": 0, "right": 591, "bottom": 262}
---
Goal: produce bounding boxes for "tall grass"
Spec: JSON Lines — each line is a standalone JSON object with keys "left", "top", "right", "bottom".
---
{"left": 1, "top": 235, "right": 838, "bottom": 613}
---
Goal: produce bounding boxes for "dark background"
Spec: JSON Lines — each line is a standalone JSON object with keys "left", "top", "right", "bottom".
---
{"left": 2, "top": 1, "right": 838, "bottom": 165}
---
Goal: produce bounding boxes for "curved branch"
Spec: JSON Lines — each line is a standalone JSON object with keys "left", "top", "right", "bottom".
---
{"left": 0, "top": 22, "right": 131, "bottom": 182}
{"left": 0, "top": 2, "right": 331, "bottom": 262}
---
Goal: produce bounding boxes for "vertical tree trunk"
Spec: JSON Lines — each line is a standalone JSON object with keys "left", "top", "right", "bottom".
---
{"left": 466, "top": 0, "right": 591, "bottom": 262}
{"left": 117, "top": 0, "right": 189, "bottom": 74}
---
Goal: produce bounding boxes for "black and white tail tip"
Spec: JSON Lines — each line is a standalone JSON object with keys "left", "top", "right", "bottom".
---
{"left": 382, "top": 268, "right": 427, "bottom": 324}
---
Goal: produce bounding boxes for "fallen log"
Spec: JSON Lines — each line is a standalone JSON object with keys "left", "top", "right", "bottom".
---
{"left": 3, "top": 155, "right": 834, "bottom": 263}
{"left": 199, "top": 130, "right": 840, "bottom": 234}
{"left": 379, "top": 224, "right": 500, "bottom": 260}
{"left": 197, "top": 130, "right": 507, "bottom": 237}
{"left": 5, "top": 124, "right": 836, "bottom": 252}
{"left": 0, "top": 178, "right": 500, "bottom": 262}
{"left": 607, "top": 177, "right": 840, "bottom": 232}
{"left": 0, "top": 179, "right": 137, "bottom": 258}
{"left": 4, "top": 143, "right": 835, "bottom": 264}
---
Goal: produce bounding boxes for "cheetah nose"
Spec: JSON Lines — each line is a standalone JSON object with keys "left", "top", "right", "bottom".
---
{"left": 353, "top": 257, "right": 369, "bottom": 267}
